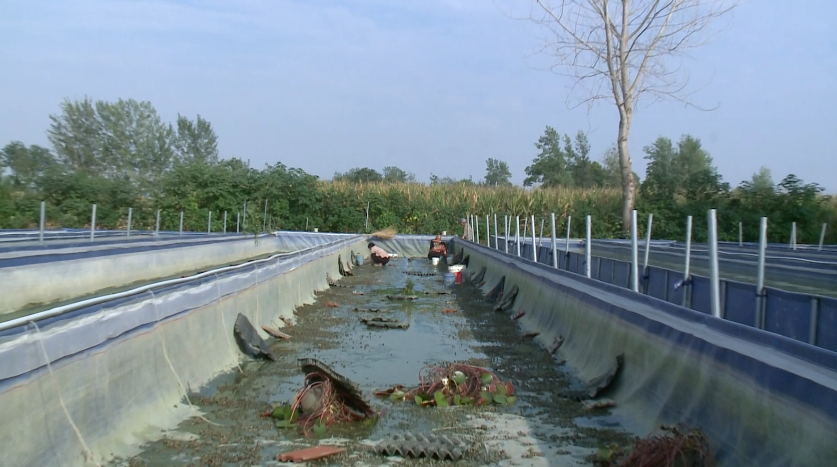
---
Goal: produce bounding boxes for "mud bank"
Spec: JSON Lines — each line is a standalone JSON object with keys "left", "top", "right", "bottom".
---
{"left": 115, "top": 258, "right": 635, "bottom": 466}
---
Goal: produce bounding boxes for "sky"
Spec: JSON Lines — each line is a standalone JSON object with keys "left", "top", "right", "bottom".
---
{"left": 1, "top": 0, "right": 835, "bottom": 191}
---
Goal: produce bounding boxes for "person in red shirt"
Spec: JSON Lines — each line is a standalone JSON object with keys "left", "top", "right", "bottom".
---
{"left": 368, "top": 242, "right": 391, "bottom": 266}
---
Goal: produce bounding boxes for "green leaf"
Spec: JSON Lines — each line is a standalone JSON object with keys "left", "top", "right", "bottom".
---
{"left": 275, "top": 419, "right": 294, "bottom": 429}
{"left": 480, "top": 390, "right": 492, "bottom": 401}
{"left": 452, "top": 372, "right": 466, "bottom": 385}
{"left": 493, "top": 394, "right": 507, "bottom": 405}
{"left": 313, "top": 421, "right": 327, "bottom": 436}
{"left": 437, "top": 399, "right": 449, "bottom": 408}
{"left": 415, "top": 395, "right": 424, "bottom": 406}
{"left": 390, "top": 390, "right": 405, "bottom": 401}
{"left": 495, "top": 383, "right": 507, "bottom": 397}
{"left": 454, "top": 395, "right": 462, "bottom": 406}
{"left": 506, "top": 396, "right": 516, "bottom": 405}
{"left": 480, "top": 373, "right": 493, "bottom": 385}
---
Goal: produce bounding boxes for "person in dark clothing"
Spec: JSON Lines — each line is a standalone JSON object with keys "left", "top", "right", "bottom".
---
{"left": 368, "top": 242, "right": 391, "bottom": 266}
{"left": 427, "top": 234, "right": 447, "bottom": 260}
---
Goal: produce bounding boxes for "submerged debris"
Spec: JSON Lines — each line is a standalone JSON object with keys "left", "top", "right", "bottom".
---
{"left": 373, "top": 433, "right": 473, "bottom": 461}
{"left": 512, "top": 310, "right": 525, "bottom": 320}
{"left": 549, "top": 335, "right": 565, "bottom": 354}
{"left": 402, "top": 271, "right": 437, "bottom": 277}
{"left": 353, "top": 307, "right": 385, "bottom": 313}
{"left": 376, "top": 362, "right": 516, "bottom": 407}
{"left": 261, "top": 325, "right": 291, "bottom": 340}
{"left": 522, "top": 331, "right": 539, "bottom": 339}
{"left": 360, "top": 316, "right": 410, "bottom": 329}
{"left": 278, "top": 445, "right": 346, "bottom": 463}
{"left": 233, "top": 313, "right": 276, "bottom": 360}
{"left": 385, "top": 294, "right": 418, "bottom": 301}
{"left": 596, "top": 424, "right": 713, "bottom": 467}
{"left": 267, "top": 358, "right": 376, "bottom": 434}
{"left": 325, "top": 301, "right": 339, "bottom": 308}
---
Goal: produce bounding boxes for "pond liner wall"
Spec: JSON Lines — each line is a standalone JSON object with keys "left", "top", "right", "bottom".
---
{"left": 0, "top": 231, "right": 357, "bottom": 317}
{"left": 450, "top": 238, "right": 837, "bottom": 467}
{"left": 0, "top": 233, "right": 366, "bottom": 467}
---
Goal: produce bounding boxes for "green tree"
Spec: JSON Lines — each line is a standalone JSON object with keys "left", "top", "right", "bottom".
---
{"left": 174, "top": 114, "right": 219, "bottom": 164}
{"left": 483, "top": 158, "right": 512, "bottom": 186}
{"left": 0, "top": 142, "right": 58, "bottom": 188}
{"left": 524, "top": 126, "right": 572, "bottom": 187}
{"left": 382, "top": 166, "right": 415, "bottom": 183}
{"left": 47, "top": 97, "right": 175, "bottom": 190}
{"left": 748, "top": 166, "right": 774, "bottom": 192}
{"left": 333, "top": 167, "right": 383, "bottom": 183}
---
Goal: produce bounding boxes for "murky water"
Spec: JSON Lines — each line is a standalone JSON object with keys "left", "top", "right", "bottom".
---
{"left": 114, "top": 258, "right": 634, "bottom": 467}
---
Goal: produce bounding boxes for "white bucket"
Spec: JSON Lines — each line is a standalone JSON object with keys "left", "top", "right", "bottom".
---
{"left": 431, "top": 257, "right": 440, "bottom": 266}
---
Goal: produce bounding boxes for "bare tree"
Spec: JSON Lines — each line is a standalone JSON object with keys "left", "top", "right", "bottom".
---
{"left": 523, "top": 0, "right": 736, "bottom": 231}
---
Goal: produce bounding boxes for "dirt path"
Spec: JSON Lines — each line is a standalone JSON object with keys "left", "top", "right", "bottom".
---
{"left": 116, "top": 258, "right": 634, "bottom": 466}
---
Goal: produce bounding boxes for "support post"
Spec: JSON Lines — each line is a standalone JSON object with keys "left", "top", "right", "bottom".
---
{"left": 538, "top": 218, "right": 545, "bottom": 248}
{"left": 486, "top": 214, "right": 490, "bottom": 247}
{"left": 585, "top": 215, "right": 592, "bottom": 278}
{"left": 643, "top": 213, "right": 654, "bottom": 290}
{"left": 515, "top": 215, "right": 521, "bottom": 257}
{"left": 223, "top": 211, "right": 227, "bottom": 234}
{"left": 127, "top": 208, "right": 133, "bottom": 237}
{"left": 630, "top": 210, "right": 638, "bottom": 292}
{"left": 565, "top": 216, "right": 572, "bottom": 261}
{"left": 683, "top": 216, "right": 693, "bottom": 308}
{"left": 263, "top": 199, "right": 268, "bottom": 232}
{"left": 365, "top": 202, "right": 370, "bottom": 231}
{"left": 155, "top": 209, "right": 161, "bottom": 236}
{"left": 208, "top": 210, "right": 212, "bottom": 234}
{"left": 819, "top": 223, "right": 827, "bottom": 251}
{"left": 179, "top": 211, "right": 184, "bottom": 236}
{"left": 756, "top": 217, "right": 768, "bottom": 328}
{"left": 494, "top": 214, "right": 498, "bottom": 249}
{"left": 39, "top": 201, "right": 45, "bottom": 244}
{"left": 739, "top": 221, "right": 743, "bottom": 247}
{"left": 550, "top": 213, "right": 558, "bottom": 269}
{"left": 791, "top": 221, "right": 797, "bottom": 250}
{"left": 90, "top": 204, "right": 97, "bottom": 242}
{"left": 522, "top": 216, "right": 528, "bottom": 244}
{"left": 242, "top": 201, "right": 247, "bottom": 230}
{"left": 531, "top": 215, "right": 537, "bottom": 262}
{"left": 504, "top": 216, "right": 509, "bottom": 253}
{"left": 237, "top": 212, "right": 240, "bottom": 233}
{"left": 708, "top": 209, "right": 722, "bottom": 318}
{"left": 475, "top": 214, "right": 480, "bottom": 244}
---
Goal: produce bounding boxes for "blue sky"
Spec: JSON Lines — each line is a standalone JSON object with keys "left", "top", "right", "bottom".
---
{"left": 1, "top": 0, "right": 835, "bottom": 190}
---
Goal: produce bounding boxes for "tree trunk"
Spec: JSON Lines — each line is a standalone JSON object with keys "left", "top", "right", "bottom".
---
{"left": 617, "top": 112, "right": 635, "bottom": 235}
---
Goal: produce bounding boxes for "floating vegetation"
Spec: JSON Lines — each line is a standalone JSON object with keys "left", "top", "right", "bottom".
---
{"left": 375, "top": 363, "right": 516, "bottom": 408}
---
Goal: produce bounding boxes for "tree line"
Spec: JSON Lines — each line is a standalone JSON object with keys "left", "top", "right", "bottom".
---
{"left": 1, "top": 97, "right": 835, "bottom": 244}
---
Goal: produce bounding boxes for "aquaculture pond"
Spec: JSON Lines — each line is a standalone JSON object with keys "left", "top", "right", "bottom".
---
{"left": 115, "top": 257, "right": 638, "bottom": 466}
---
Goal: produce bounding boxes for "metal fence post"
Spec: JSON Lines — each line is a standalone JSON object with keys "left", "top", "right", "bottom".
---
{"left": 790, "top": 221, "right": 797, "bottom": 250}
{"left": 179, "top": 211, "right": 184, "bottom": 236}
{"left": 243, "top": 201, "right": 247, "bottom": 230}
{"left": 708, "top": 209, "right": 721, "bottom": 318}
{"left": 683, "top": 216, "right": 693, "bottom": 308}
{"left": 739, "top": 221, "right": 743, "bottom": 247}
{"left": 224, "top": 211, "right": 227, "bottom": 234}
{"left": 630, "top": 210, "right": 639, "bottom": 292}
{"left": 263, "top": 199, "right": 268, "bottom": 232}
{"left": 494, "top": 214, "right": 498, "bottom": 249}
{"left": 208, "top": 210, "right": 212, "bottom": 234}
{"left": 486, "top": 214, "right": 490, "bottom": 247}
{"left": 819, "top": 223, "right": 827, "bottom": 251}
{"left": 127, "top": 208, "right": 133, "bottom": 237}
{"left": 643, "top": 213, "right": 654, "bottom": 291}
{"left": 475, "top": 214, "right": 480, "bottom": 244}
{"left": 585, "top": 215, "right": 592, "bottom": 278}
{"left": 531, "top": 215, "right": 537, "bottom": 262}
{"left": 237, "top": 212, "right": 240, "bottom": 233}
{"left": 155, "top": 209, "right": 161, "bottom": 236}
{"left": 538, "top": 218, "right": 545, "bottom": 249}
{"left": 756, "top": 217, "right": 768, "bottom": 328}
{"left": 515, "top": 215, "right": 521, "bottom": 257}
{"left": 90, "top": 204, "right": 97, "bottom": 242}
{"left": 522, "top": 216, "right": 528, "bottom": 246}
{"left": 504, "top": 216, "right": 509, "bottom": 253}
{"left": 565, "top": 216, "right": 572, "bottom": 265}
{"left": 551, "top": 213, "right": 558, "bottom": 269}
{"left": 39, "top": 201, "right": 45, "bottom": 244}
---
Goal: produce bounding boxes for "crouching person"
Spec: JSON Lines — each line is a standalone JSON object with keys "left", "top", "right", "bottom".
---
{"left": 368, "top": 242, "right": 391, "bottom": 266}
